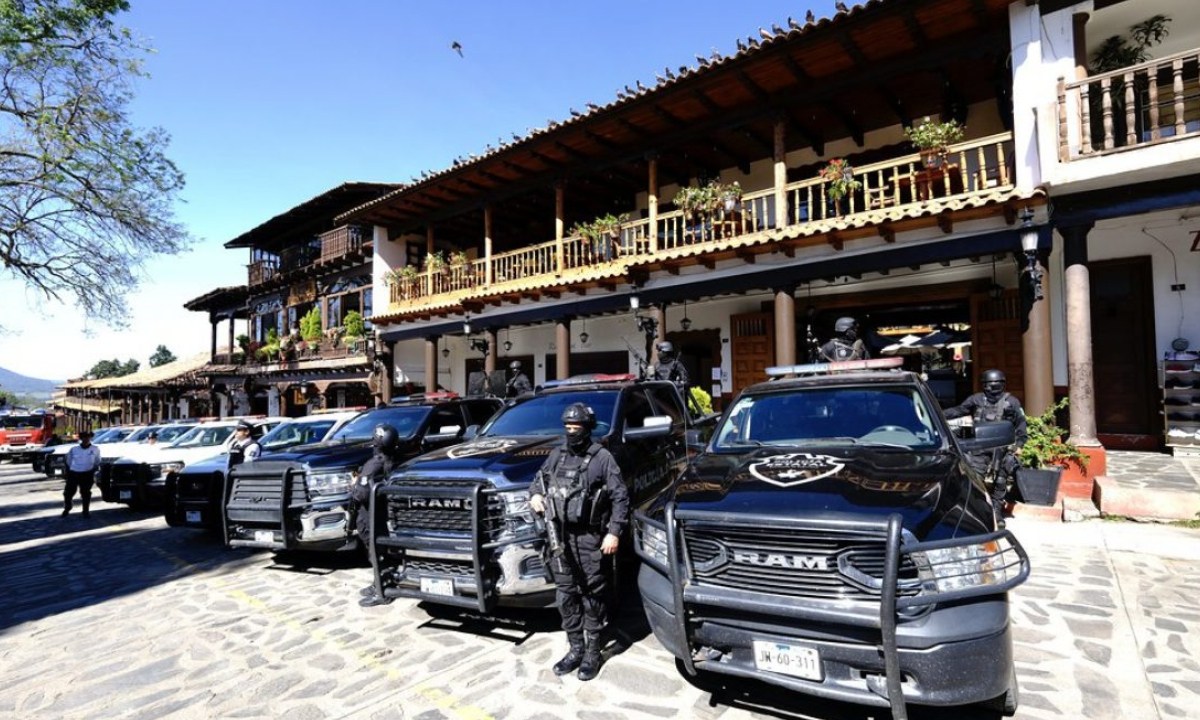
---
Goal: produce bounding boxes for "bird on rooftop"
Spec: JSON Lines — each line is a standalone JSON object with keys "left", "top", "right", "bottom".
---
{"left": 772, "top": 23, "right": 785, "bottom": 34}
{"left": 788, "top": 16, "right": 801, "bottom": 29}
{"left": 759, "top": 27, "right": 773, "bottom": 40}
{"left": 711, "top": 48, "right": 722, "bottom": 60}
{"left": 586, "top": 102, "right": 600, "bottom": 110}
{"left": 636, "top": 80, "right": 646, "bottom": 91}
{"left": 570, "top": 108, "right": 582, "bottom": 117}
{"left": 696, "top": 55, "right": 709, "bottom": 67}
{"left": 835, "top": 2, "right": 849, "bottom": 13}
{"left": 450, "top": 41, "right": 463, "bottom": 58}
{"left": 665, "top": 67, "right": 676, "bottom": 79}
{"left": 736, "top": 37, "right": 747, "bottom": 51}
{"left": 806, "top": 9, "right": 816, "bottom": 23}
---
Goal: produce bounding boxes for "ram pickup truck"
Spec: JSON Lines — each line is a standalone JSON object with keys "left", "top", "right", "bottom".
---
{"left": 223, "top": 395, "right": 502, "bottom": 553}
{"left": 370, "top": 374, "right": 692, "bottom": 613}
{"left": 635, "top": 358, "right": 1029, "bottom": 717}
{"left": 164, "top": 410, "right": 359, "bottom": 530}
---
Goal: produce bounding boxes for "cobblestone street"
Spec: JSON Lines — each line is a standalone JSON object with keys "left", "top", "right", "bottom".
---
{"left": 2, "top": 463, "right": 1198, "bottom": 720}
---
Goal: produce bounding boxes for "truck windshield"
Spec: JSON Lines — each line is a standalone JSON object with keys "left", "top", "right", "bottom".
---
{"left": 713, "top": 386, "right": 943, "bottom": 451}
{"left": 479, "top": 392, "right": 618, "bottom": 438}
{"left": 1, "top": 415, "right": 36, "bottom": 428}
{"left": 169, "top": 426, "right": 236, "bottom": 448}
{"left": 261, "top": 420, "right": 336, "bottom": 449}
{"left": 331, "top": 406, "right": 431, "bottom": 442}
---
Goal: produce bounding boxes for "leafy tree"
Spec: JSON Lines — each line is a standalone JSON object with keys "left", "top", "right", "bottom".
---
{"left": 148, "top": 344, "right": 176, "bottom": 367}
{"left": 0, "top": 0, "right": 190, "bottom": 329}
{"left": 85, "top": 357, "right": 138, "bottom": 379}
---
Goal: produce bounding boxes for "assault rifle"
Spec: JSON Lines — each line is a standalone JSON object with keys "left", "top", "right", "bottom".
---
{"left": 537, "top": 489, "right": 568, "bottom": 576}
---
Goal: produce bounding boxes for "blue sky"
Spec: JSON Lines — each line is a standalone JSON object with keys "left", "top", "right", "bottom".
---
{"left": 0, "top": 0, "right": 826, "bottom": 381}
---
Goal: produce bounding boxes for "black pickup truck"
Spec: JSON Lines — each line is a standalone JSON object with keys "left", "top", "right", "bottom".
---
{"left": 222, "top": 395, "right": 502, "bottom": 553}
{"left": 634, "top": 358, "right": 1029, "bottom": 717}
{"left": 370, "top": 374, "right": 692, "bottom": 613}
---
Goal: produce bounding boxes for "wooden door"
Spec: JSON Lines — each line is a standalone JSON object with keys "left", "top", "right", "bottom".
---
{"left": 731, "top": 312, "right": 774, "bottom": 398}
{"left": 1091, "top": 257, "right": 1158, "bottom": 445}
{"left": 970, "top": 290, "right": 1024, "bottom": 400}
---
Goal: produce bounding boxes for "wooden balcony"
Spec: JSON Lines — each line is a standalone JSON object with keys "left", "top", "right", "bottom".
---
{"left": 248, "top": 258, "right": 280, "bottom": 286}
{"left": 1058, "top": 48, "right": 1200, "bottom": 159}
{"left": 385, "top": 133, "right": 1016, "bottom": 314}
{"left": 319, "top": 224, "right": 369, "bottom": 264}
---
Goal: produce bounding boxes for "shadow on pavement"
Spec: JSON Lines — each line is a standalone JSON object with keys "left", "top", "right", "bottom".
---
{"left": 0, "top": 498, "right": 63, "bottom": 520}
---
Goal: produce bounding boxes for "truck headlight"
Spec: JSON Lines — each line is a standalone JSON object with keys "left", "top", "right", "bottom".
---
{"left": 149, "top": 462, "right": 185, "bottom": 479}
{"left": 499, "top": 489, "right": 536, "bottom": 538}
{"left": 308, "top": 470, "right": 354, "bottom": 497}
{"left": 911, "top": 537, "right": 1022, "bottom": 594}
{"left": 637, "top": 517, "right": 670, "bottom": 570}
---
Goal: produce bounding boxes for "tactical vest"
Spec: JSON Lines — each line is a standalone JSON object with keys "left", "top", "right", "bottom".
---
{"left": 974, "top": 393, "right": 1011, "bottom": 424}
{"left": 823, "top": 339, "right": 866, "bottom": 361}
{"left": 547, "top": 443, "right": 604, "bottom": 525}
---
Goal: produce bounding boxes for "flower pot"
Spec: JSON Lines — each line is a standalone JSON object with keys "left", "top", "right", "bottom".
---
{"left": 1015, "top": 467, "right": 1062, "bottom": 506}
{"left": 920, "top": 147, "right": 946, "bottom": 168}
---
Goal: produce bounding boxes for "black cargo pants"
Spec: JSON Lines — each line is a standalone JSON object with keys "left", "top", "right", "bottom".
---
{"left": 551, "top": 527, "right": 609, "bottom": 635}
{"left": 64, "top": 469, "right": 96, "bottom": 513}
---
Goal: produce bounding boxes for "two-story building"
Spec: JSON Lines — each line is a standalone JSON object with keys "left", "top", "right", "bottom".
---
{"left": 185, "top": 182, "right": 400, "bottom": 416}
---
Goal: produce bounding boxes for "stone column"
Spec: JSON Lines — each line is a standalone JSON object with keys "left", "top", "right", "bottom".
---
{"left": 484, "top": 329, "right": 497, "bottom": 374}
{"left": 1021, "top": 246, "right": 1054, "bottom": 416}
{"left": 425, "top": 337, "right": 439, "bottom": 393}
{"left": 649, "top": 305, "right": 666, "bottom": 367}
{"left": 774, "top": 287, "right": 796, "bottom": 367}
{"left": 1062, "top": 224, "right": 1099, "bottom": 446}
{"left": 556, "top": 319, "right": 571, "bottom": 380}
{"left": 210, "top": 319, "right": 218, "bottom": 361}
{"left": 773, "top": 117, "right": 788, "bottom": 229}
{"left": 227, "top": 318, "right": 235, "bottom": 359}
{"left": 380, "top": 339, "right": 396, "bottom": 404}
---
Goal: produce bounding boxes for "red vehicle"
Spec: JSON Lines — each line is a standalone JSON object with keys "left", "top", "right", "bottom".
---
{"left": 0, "top": 408, "right": 58, "bottom": 462}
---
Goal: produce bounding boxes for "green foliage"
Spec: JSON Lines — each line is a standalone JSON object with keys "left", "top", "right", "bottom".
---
{"left": 904, "top": 117, "right": 966, "bottom": 150}
{"left": 449, "top": 250, "right": 469, "bottom": 267}
{"left": 85, "top": 358, "right": 139, "bottom": 379}
{"left": 236, "top": 334, "right": 251, "bottom": 352}
{"left": 688, "top": 386, "right": 713, "bottom": 415}
{"left": 0, "top": 0, "right": 190, "bottom": 331}
{"left": 343, "top": 310, "right": 365, "bottom": 338}
{"left": 1090, "top": 14, "right": 1171, "bottom": 72}
{"left": 299, "top": 307, "right": 322, "bottom": 342}
{"left": 425, "top": 251, "right": 446, "bottom": 272}
{"left": 148, "top": 344, "right": 176, "bottom": 368}
{"left": 570, "top": 212, "right": 629, "bottom": 244}
{"left": 819, "top": 158, "right": 862, "bottom": 201}
{"left": 1017, "top": 397, "right": 1089, "bottom": 471}
{"left": 672, "top": 180, "right": 743, "bottom": 217}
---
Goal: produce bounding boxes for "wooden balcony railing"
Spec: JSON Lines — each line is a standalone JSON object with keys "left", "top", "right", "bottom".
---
{"left": 1058, "top": 48, "right": 1200, "bottom": 158}
{"left": 385, "top": 133, "right": 1015, "bottom": 310}
{"left": 248, "top": 258, "right": 280, "bottom": 286}
{"left": 319, "top": 224, "right": 368, "bottom": 263}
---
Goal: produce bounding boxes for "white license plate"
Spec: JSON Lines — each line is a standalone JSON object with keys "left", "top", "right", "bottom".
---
{"left": 185, "top": 511, "right": 202, "bottom": 523}
{"left": 119, "top": 490, "right": 132, "bottom": 500}
{"left": 254, "top": 530, "right": 274, "bottom": 544}
{"left": 752, "top": 640, "right": 822, "bottom": 681}
{"left": 420, "top": 577, "right": 455, "bottom": 597}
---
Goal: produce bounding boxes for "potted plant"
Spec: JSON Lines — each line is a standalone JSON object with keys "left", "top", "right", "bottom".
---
{"left": 673, "top": 184, "right": 716, "bottom": 219}
{"left": 299, "top": 307, "right": 323, "bottom": 345}
{"left": 449, "top": 250, "right": 469, "bottom": 268}
{"left": 343, "top": 311, "right": 366, "bottom": 353}
{"left": 715, "top": 181, "right": 743, "bottom": 212}
{"left": 1015, "top": 397, "right": 1089, "bottom": 506}
{"left": 819, "top": 158, "right": 862, "bottom": 212}
{"left": 425, "top": 250, "right": 446, "bottom": 274}
{"left": 904, "top": 117, "right": 966, "bottom": 168}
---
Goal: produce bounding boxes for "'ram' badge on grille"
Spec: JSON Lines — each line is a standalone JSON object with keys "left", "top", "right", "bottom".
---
{"left": 446, "top": 439, "right": 519, "bottom": 459}
{"left": 748, "top": 453, "right": 845, "bottom": 488}
{"left": 405, "top": 497, "right": 470, "bottom": 510}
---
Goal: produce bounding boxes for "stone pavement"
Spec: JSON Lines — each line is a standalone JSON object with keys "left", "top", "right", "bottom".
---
{"left": 1091, "top": 451, "right": 1200, "bottom": 522}
{"left": 1, "top": 462, "right": 1198, "bottom": 719}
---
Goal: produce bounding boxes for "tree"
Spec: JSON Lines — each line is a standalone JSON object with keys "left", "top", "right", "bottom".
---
{"left": 148, "top": 344, "right": 176, "bottom": 367}
{"left": 85, "top": 357, "right": 138, "bottom": 379}
{"left": 0, "top": 0, "right": 190, "bottom": 329}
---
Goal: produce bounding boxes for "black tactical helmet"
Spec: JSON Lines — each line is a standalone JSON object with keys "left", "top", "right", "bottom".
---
{"left": 561, "top": 402, "right": 597, "bottom": 428}
{"left": 372, "top": 423, "right": 400, "bottom": 452}
{"left": 834, "top": 317, "right": 858, "bottom": 333}
{"left": 656, "top": 340, "right": 675, "bottom": 357}
{"left": 509, "top": 360, "right": 522, "bottom": 372}
{"left": 981, "top": 369, "right": 1006, "bottom": 397}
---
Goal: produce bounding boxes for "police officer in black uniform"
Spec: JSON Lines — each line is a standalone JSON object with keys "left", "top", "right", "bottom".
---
{"left": 506, "top": 360, "right": 532, "bottom": 398}
{"left": 529, "top": 403, "right": 629, "bottom": 681}
{"left": 818, "top": 316, "right": 870, "bottom": 362}
{"left": 356, "top": 424, "right": 405, "bottom": 607}
{"left": 652, "top": 341, "right": 689, "bottom": 389}
{"left": 944, "top": 369, "right": 1028, "bottom": 527}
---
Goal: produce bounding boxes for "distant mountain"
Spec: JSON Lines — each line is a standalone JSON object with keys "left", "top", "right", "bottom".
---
{"left": 0, "top": 366, "right": 61, "bottom": 399}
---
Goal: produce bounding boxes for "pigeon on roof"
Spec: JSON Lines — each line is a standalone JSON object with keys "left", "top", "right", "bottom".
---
{"left": 736, "top": 37, "right": 747, "bottom": 51}
{"left": 450, "top": 41, "right": 463, "bottom": 58}
{"left": 806, "top": 9, "right": 816, "bottom": 23}
{"left": 759, "top": 27, "right": 773, "bottom": 40}
{"left": 836, "top": 1, "right": 849, "bottom": 13}
{"left": 586, "top": 102, "right": 600, "bottom": 110}
{"left": 788, "top": 16, "right": 801, "bottom": 29}
{"left": 772, "top": 23, "right": 785, "bottom": 34}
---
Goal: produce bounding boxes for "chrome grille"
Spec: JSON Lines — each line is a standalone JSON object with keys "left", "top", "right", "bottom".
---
{"left": 681, "top": 523, "right": 920, "bottom": 601}
{"left": 226, "top": 462, "right": 307, "bottom": 524}
{"left": 383, "top": 479, "right": 505, "bottom": 537}
{"left": 406, "top": 558, "right": 473, "bottom": 577}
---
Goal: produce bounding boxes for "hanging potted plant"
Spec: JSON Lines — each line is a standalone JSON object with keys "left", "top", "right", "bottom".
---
{"left": 819, "top": 158, "right": 862, "bottom": 214}
{"left": 715, "top": 181, "right": 743, "bottom": 212}
{"left": 904, "top": 117, "right": 965, "bottom": 168}
{"left": 1015, "top": 397, "right": 1089, "bottom": 506}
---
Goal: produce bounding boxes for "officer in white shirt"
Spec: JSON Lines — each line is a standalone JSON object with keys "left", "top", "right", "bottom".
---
{"left": 63, "top": 429, "right": 103, "bottom": 518}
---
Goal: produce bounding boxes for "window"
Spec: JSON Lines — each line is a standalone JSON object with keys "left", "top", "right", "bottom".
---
{"left": 647, "top": 386, "right": 685, "bottom": 425}
{"left": 621, "top": 390, "right": 654, "bottom": 432}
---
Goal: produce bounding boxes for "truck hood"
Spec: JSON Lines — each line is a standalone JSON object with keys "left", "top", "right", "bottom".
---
{"left": 393, "top": 435, "right": 563, "bottom": 490}
{"left": 669, "top": 447, "right": 993, "bottom": 540}
{"left": 248, "top": 438, "right": 377, "bottom": 470}
{"left": 175, "top": 453, "right": 230, "bottom": 475}
{"left": 114, "top": 445, "right": 229, "bottom": 467}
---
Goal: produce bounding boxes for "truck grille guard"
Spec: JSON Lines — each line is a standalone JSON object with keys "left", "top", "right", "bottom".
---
{"left": 373, "top": 481, "right": 512, "bottom": 614}
{"left": 223, "top": 464, "right": 308, "bottom": 550}
{"left": 646, "top": 506, "right": 1029, "bottom": 720}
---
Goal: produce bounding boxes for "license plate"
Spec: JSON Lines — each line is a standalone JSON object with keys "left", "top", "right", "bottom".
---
{"left": 119, "top": 490, "right": 132, "bottom": 500}
{"left": 254, "top": 530, "right": 274, "bottom": 544}
{"left": 185, "top": 511, "right": 202, "bottom": 523}
{"left": 420, "top": 577, "right": 455, "bottom": 597}
{"left": 752, "top": 640, "right": 822, "bottom": 681}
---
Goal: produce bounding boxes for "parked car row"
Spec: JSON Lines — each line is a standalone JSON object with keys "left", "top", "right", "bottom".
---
{"left": 71, "top": 364, "right": 1028, "bottom": 717}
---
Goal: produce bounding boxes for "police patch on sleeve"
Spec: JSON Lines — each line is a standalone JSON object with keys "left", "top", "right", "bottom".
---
{"left": 748, "top": 453, "right": 846, "bottom": 487}
{"left": 446, "top": 438, "right": 520, "bottom": 459}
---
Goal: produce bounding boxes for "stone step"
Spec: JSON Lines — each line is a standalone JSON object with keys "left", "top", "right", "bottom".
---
{"left": 1092, "top": 475, "right": 1200, "bottom": 522}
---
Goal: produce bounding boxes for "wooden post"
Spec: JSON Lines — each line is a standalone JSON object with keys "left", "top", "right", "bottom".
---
{"left": 484, "top": 204, "right": 494, "bottom": 286}
{"left": 425, "top": 337, "right": 439, "bottom": 393}
{"left": 555, "top": 183, "right": 565, "bottom": 275}
{"left": 556, "top": 319, "right": 571, "bottom": 380}
{"left": 774, "top": 117, "right": 788, "bottom": 229}
{"left": 210, "top": 318, "right": 217, "bottom": 362}
{"left": 647, "top": 155, "right": 659, "bottom": 253}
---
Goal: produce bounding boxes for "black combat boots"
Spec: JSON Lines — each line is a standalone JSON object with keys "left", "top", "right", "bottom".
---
{"left": 576, "top": 637, "right": 602, "bottom": 681}
{"left": 552, "top": 632, "right": 585, "bottom": 676}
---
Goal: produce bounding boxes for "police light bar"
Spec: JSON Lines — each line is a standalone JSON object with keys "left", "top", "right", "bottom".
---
{"left": 765, "top": 356, "right": 905, "bottom": 377}
{"left": 540, "top": 373, "right": 638, "bottom": 389}
{"left": 391, "top": 391, "right": 459, "bottom": 404}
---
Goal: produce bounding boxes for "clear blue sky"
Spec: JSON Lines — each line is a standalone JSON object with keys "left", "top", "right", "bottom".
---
{"left": 0, "top": 0, "right": 827, "bottom": 381}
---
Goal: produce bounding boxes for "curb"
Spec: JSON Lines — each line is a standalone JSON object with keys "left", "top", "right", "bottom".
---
{"left": 1093, "top": 475, "right": 1200, "bottom": 521}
